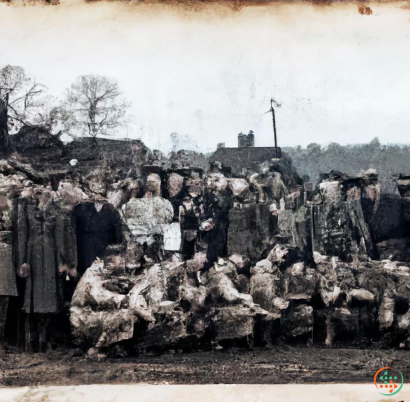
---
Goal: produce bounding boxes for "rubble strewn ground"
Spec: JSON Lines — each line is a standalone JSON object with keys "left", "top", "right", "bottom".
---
{"left": 2, "top": 347, "right": 410, "bottom": 386}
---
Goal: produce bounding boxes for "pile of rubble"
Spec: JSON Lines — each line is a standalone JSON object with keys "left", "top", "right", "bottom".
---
{"left": 1, "top": 128, "right": 410, "bottom": 356}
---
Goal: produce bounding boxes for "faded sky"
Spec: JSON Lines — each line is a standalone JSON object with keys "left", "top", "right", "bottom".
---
{"left": 0, "top": 0, "right": 410, "bottom": 152}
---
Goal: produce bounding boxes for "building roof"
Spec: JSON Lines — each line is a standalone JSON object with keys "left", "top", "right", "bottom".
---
{"left": 209, "top": 146, "right": 280, "bottom": 176}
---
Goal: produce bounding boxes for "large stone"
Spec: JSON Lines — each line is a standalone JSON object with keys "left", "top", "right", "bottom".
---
{"left": 71, "top": 262, "right": 125, "bottom": 310}
{"left": 326, "top": 307, "right": 359, "bottom": 346}
{"left": 228, "top": 254, "right": 251, "bottom": 275}
{"left": 70, "top": 261, "right": 157, "bottom": 350}
{"left": 57, "top": 181, "right": 89, "bottom": 207}
{"left": 71, "top": 306, "right": 138, "bottom": 349}
{"left": 211, "top": 306, "right": 258, "bottom": 341}
{"left": 206, "top": 270, "right": 252, "bottom": 306}
{"left": 70, "top": 262, "right": 139, "bottom": 349}
{"left": 378, "top": 296, "right": 394, "bottom": 332}
{"left": 316, "top": 271, "right": 337, "bottom": 307}
{"left": 135, "top": 303, "right": 190, "bottom": 348}
{"left": 268, "top": 244, "right": 289, "bottom": 266}
{"left": 121, "top": 197, "right": 174, "bottom": 243}
{"left": 282, "top": 304, "right": 313, "bottom": 340}
{"left": 179, "top": 284, "right": 207, "bottom": 311}
{"left": 311, "top": 200, "right": 374, "bottom": 261}
{"left": 250, "top": 272, "right": 279, "bottom": 311}
{"left": 227, "top": 203, "right": 274, "bottom": 262}
{"left": 348, "top": 288, "right": 375, "bottom": 306}
{"left": 250, "top": 259, "right": 275, "bottom": 275}
{"left": 277, "top": 210, "right": 295, "bottom": 241}
{"left": 145, "top": 263, "right": 168, "bottom": 309}
{"left": 186, "top": 252, "right": 207, "bottom": 273}
{"left": 281, "top": 263, "right": 315, "bottom": 300}
{"left": 127, "top": 283, "right": 155, "bottom": 323}
{"left": 267, "top": 244, "right": 304, "bottom": 271}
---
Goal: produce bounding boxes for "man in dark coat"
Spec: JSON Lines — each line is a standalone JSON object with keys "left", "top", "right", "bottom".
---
{"left": 16, "top": 196, "right": 77, "bottom": 351}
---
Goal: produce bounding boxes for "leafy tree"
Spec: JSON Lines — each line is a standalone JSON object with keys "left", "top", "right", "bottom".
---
{"left": 285, "top": 139, "right": 410, "bottom": 194}
{"left": 306, "top": 143, "right": 322, "bottom": 156}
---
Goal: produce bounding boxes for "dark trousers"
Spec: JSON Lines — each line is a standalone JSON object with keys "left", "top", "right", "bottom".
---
{"left": 0, "top": 296, "right": 9, "bottom": 348}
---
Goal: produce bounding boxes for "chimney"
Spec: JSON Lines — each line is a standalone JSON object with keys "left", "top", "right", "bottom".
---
{"left": 238, "top": 130, "right": 255, "bottom": 147}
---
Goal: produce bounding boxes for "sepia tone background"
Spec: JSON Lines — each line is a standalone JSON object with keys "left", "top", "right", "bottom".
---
{"left": 1, "top": 0, "right": 410, "bottom": 154}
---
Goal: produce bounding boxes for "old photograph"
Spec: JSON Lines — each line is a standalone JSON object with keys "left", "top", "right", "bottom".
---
{"left": 1, "top": 0, "right": 410, "bottom": 400}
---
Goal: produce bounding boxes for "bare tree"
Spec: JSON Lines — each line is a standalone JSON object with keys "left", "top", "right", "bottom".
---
{"left": 170, "top": 132, "right": 180, "bottom": 152}
{"left": 63, "top": 75, "right": 131, "bottom": 143}
{"left": 0, "top": 98, "right": 10, "bottom": 153}
{"left": 0, "top": 65, "right": 49, "bottom": 134}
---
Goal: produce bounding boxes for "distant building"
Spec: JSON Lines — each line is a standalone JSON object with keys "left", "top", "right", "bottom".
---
{"left": 238, "top": 131, "right": 255, "bottom": 147}
{"left": 210, "top": 130, "right": 281, "bottom": 176}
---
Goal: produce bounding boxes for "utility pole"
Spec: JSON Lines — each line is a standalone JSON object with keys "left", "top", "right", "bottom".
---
{"left": 270, "top": 99, "right": 278, "bottom": 158}
{"left": 263, "top": 98, "right": 281, "bottom": 158}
